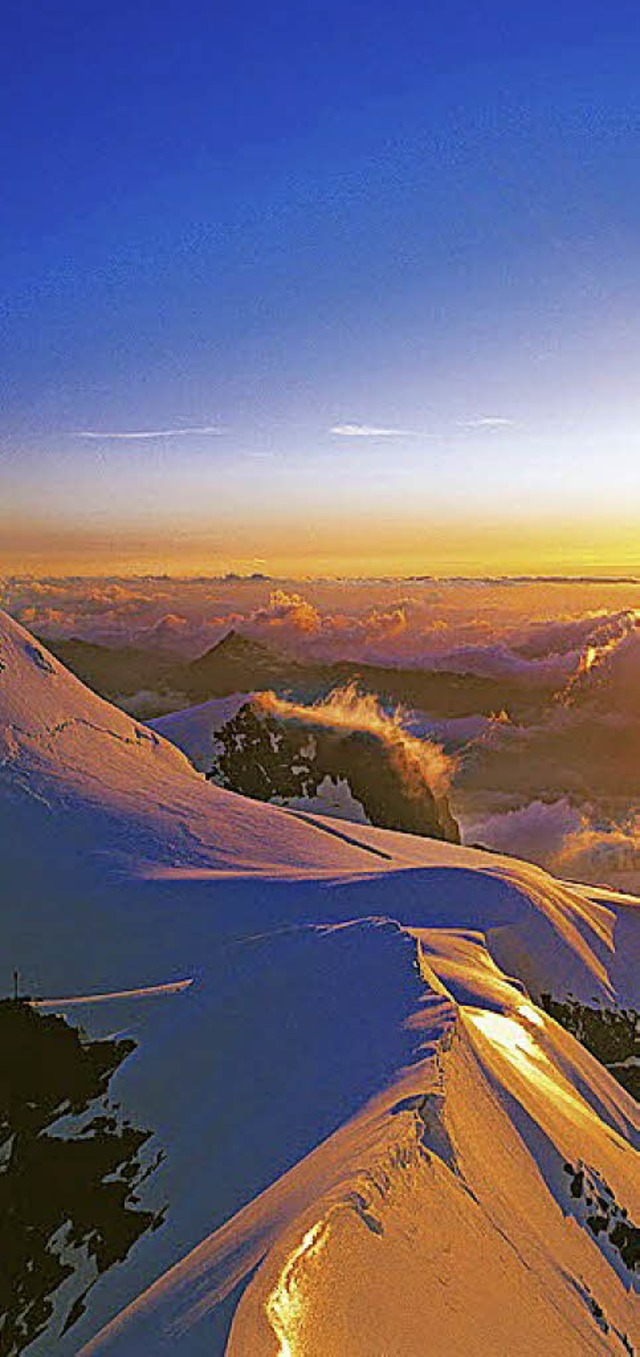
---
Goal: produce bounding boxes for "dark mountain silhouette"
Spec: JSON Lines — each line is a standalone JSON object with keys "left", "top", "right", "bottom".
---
{"left": 185, "top": 629, "right": 311, "bottom": 695}
{"left": 41, "top": 638, "right": 178, "bottom": 701}
{"left": 183, "top": 630, "right": 548, "bottom": 718}
{"left": 41, "top": 628, "right": 561, "bottom": 721}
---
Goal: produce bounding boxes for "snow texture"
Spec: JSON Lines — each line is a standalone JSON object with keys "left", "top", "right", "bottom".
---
{"left": 0, "top": 610, "right": 638, "bottom": 1356}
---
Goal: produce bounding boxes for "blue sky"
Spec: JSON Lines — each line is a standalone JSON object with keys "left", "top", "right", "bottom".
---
{"left": 3, "top": 1, "right": 640, "bottom": 573}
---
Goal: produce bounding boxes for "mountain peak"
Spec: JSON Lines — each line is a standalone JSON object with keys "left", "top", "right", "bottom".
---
{"left": 207, "top": 629, "right": 276, "bottom": 660}
{"left": 186, "top": 628, "right": 304, "bottom": 698}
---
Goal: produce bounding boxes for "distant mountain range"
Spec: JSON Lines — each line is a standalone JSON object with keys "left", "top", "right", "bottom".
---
{"left": 36, "top": 636, "right": 179, "bottom": 704}
{"left": 43, "top": 627, "right": 559, "bottom": 719}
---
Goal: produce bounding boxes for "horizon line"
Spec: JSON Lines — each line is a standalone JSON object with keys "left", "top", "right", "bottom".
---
{"left": 2, "top": 572, "right": 639, "bottom": 585}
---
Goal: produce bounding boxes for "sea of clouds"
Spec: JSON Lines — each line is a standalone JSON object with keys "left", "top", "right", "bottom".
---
{"left": 4, "top": 574, "right": 640, "bottom": 891}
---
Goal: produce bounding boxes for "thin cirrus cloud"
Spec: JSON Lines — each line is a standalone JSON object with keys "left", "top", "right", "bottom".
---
{"left": 460, "top": 417, "right": 515, "bottom": 430}
{"left": 330, "top": 418, "right": 515, "bottom": 438}
{"left": 330, "top": 423, "right": 416, "bottom": 438}
{"left": 74, "top": 426, "right": 225, "bottom": 440}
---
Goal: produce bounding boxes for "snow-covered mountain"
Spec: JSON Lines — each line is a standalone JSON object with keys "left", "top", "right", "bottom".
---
{"left": 153, "top": 689, "right": 460, "bottom": 843}
{"left": 0, "top": 610, "right": 638, "bottom": 1356}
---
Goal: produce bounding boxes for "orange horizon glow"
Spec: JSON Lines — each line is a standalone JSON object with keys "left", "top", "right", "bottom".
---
{"left": 3, "top": 502, "right": 640, "bottom": 580}
{"left": 3, "top": 512, "right": 640, "bottom": 580}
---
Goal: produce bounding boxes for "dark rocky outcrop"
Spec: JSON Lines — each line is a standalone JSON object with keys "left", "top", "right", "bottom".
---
{"left": 540, "top": 994, "right": 639, "bottom": 1099}
{"left": 0, "top": 1000, "right": 163, "bottom": 1353}
{"left": 208, "top": 699, "right": 460, "bottom": 843}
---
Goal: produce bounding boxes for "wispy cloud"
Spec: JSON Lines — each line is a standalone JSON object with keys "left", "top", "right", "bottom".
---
{"left": 330, "top": 423, "right": 415, "bottom": 438}
{"left": 331, "top": 417, "right": 515, "bottom": 439}
{"left": 74, "top": 425, "right": 224, "bottom": 440}
{"left": 460, "top": 416, "right": 514, "bottom": 430}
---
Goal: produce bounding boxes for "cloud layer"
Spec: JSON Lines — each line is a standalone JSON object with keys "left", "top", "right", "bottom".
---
{"left": 5, "top": 574, "right": 640, "bottom": 891}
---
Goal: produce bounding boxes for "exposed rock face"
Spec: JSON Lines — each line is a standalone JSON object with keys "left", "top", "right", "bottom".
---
{"left": 207, "top": 700, "right": 460, "bottom": 843}
{"left": 540, "top": 994, "right": 640, "bottom": 1099}
{"left": 0, "top": 1001, "right": 162, "bottom": 1352}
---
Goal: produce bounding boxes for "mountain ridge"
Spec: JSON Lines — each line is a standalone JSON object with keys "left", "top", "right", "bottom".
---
{"left": 0, "top": 609, "right": 637, "bottom": 1356}
{"left": 40, "top": 625, "right": 554, "bottom": 719}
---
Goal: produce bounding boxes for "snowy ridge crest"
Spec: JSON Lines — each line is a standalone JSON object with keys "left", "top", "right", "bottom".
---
{"left": 0, "top": 608, "right": 638, "bottom": 1356}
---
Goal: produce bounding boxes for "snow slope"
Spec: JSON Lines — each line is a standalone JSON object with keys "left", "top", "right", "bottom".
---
{"left": 0, "top": 610, "right": 638, "bottom": 1356}
{"left": 149, "top": 694, "right": 250, "bottom": 772}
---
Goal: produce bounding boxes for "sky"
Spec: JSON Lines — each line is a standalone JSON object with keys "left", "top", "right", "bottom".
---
{"left": 3, "top": 0, "right": 640, "bottom": 577}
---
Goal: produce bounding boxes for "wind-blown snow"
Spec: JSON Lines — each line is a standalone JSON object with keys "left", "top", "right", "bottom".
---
{"left": 0, "top": 610, "right": 638, "bottom": 1356}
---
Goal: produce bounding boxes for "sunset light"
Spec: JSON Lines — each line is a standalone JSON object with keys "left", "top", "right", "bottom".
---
{"left": 2, "top": 4, "right": 639, "bottom": 1355}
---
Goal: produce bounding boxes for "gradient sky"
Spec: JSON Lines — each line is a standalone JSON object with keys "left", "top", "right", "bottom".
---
{"left": 3, "top": 1, "right": 640, "bottom": 576}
